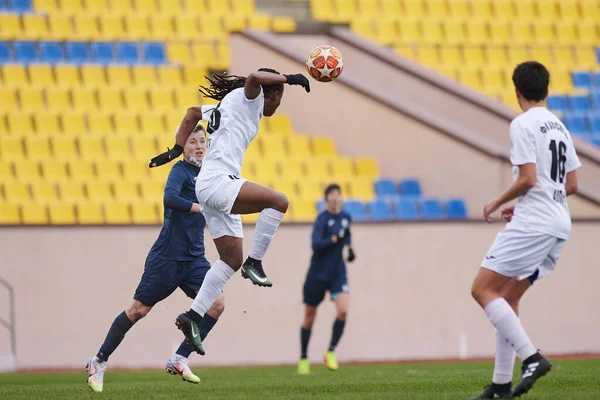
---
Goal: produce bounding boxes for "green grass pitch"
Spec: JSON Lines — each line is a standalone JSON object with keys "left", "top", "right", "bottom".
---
{"left": 1, "top": 359, "right": 600, "bottom": 399}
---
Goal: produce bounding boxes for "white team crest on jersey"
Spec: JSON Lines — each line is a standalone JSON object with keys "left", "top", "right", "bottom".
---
{"left": 341, "top": 218, "right": 349, "bottom": 228}
{"left": 328, "top": 219, "right": 335, "bottom": 226}
{"left": 342, "top": 284, "right": 349, "bottom": 293}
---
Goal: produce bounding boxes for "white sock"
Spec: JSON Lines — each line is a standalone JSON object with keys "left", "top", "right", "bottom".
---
{"left": 248, "top": 208, "right": 285, "bottom": 261}
{"left": 484, "top": 298, "right": 537, "bottom": 361}
{"left": 190, "top": 260, "right": 234, "bottom": 316}
{"left": 492, "top": 330, "right": 516, "bottom": 384}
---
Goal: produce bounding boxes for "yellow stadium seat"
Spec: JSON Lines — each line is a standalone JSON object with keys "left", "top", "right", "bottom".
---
{"left": 443, "top": 21, "right": 466, "bottom": 45}
{"left": 507, "top": 46, "right": 529, "bottom": 66}
{"left": 4, "top": 181, "right": 30, "bottom": 203}
{"left": 232, "top": 0, "right": 255, "bottom": 16}
{"left": 269, "top": 114, "right": 294, "bottom": 135}
{"left": 33, "top": 0, "right": 58, "bottom": 13}
{"left": 131, "top": 65, "right": 156, "bottom": 87}
{"left": 488, "top": 21, "right": 510, "bottom": 45}
{"left": 157, "top": 0, "right": 183, "bottom": 16}
{"left": 330, "top": 157, "right": 354, "bottom": 180}
{"left": 416, "top": 46, "right": 439, "bottom": 65}
{"left": 76, "top": 203, "right": 104, "bottom": 224}
{"left": 132, "top": 0, "right": 157, "bottom": 15}
{"left": 34, "top": 112, "right": 61, "bottom": 136}
{"left": 248, "top": 14, "right": 271, "bottom": 32}
{"left": 458, "top": 67, "right": 481, "bottom": 90}
{"left": 427, "top": 0, "right": 447, "bottom": 18}
{"left": 576, "top": 21, "right": 599, "bottom": 45}
{"left": 69, "top": 160, "right": 95, "bottom": 182}
{"left": 0, "top": 14, "right": 21, "bottom": 40}
{"left": 99, "top": 14, "right": 125, "bottom": 41}
{"left": 84, "top": 0, "right": 109, "bottom": 15}
{"left": 394, "top": 45, "right": 415, "bottom": 60}
{"left": 19, "top": 88, "right": 44, "bottom": 112}
{"left": 106, "top": 65, "right": 132, "bottom": 87}
{"left": 530, "top": 48, "right": 553, "bottom": 67}
{"left": 402, "top": 0, "right": 426, "bottom": 17}
{"left": 192, "top": 44, "right": 216, "bottom": 68}
{"left": 182, "top": 0, "right": 207, "bottom": 15}
{"left": 109, "top": 0, "right": 134, "bottom": 16}
{"left": 54, "top": 64, "right": 80, "bottom": 87}
{"left": 574, "top": 47, "right": 598, "bottom": 69}
{"left": 258, "top": 119, "right": 270, "bottom": 135}
{"left": 104, "top": 202, "right": 132, "bottom": 224}
{"left": 491, "top": 0, "right": 514, "bottom": 19}
{"left": 81, "top": 65, "right": 106, "bottom": 88}
{"left": 241, "top": 213, "right": 259, "bottom": 224}
{"left": 48, "top": 203, "right": 76, "bottom": 224}
{"left": 465, "top": 21, "right": 488, "bottom": 45}
{"left": 297, "top": 180, "right": 323, "bottom": 200}
{"left": 78, "top": 137, "right": 105, "bottom": 161}
{"left": 31, "top": 181, "right": 59, "bottom": 204}
{"left": 272, "top": 16, "right": 297, "bottom": 33}
{"left": 123, "top": 88, "right": 148, "bottom": 112}
{"left": 165, "top": 111, "right": 183, "bottom": 133}
{"left": 471, "top": 1, "right": 492, "bottom": 18}
{"left": 88, "top": 181, "right": 115, "bottom": 202}
{"left": 481, "top": 68, "right": 505, "bottom": 92}
{"left": 0, "top": 160, "right": 12, "bottom": 180}
{"left": 124, "top": 15, "right": 150, "bottom": 40}
{"left": 253, "top": 160, "right": 279, "bottom": 181}
{"left": 61, "top": 112, "right": 87, "bottom": 135}
{"left": 216, "top": 44, "right": 230, "bottom": 70}
{"left": 462, "top": 46, "right": 485, "bottom": 68}
{"left": 22, "top": 204, "right": 48, "bottom": 224}
{"left": 270, "top": 180, "right": 297, "bottom": 197}
{"left": 290, "top": 199, "right": 317, "bottom": 223}
{"left": 174, "top": 16, "right": 200, "bottom": 41}
{"left": 532, "top": 21, "right": 555, "bottom": 45}
{"left": 555, "top": 0, "right": 579, "bottom": 20}
{"left": 554, "top": 22, "right": 577, "bottom": 45}
{"left": 174, "top": 89, "right": 201, "bottom": 109}
{"left": 510, "top": 21, "right": 534, "bottom": 45}
{"left": 73, "top": 14, "right": 100, "bottom": 40}
{"left": 13, "top": 160, "right": 41, "bottom": 182}
{"left": 513, "top": 0, "right": 536, "bottom": 18}
{"left": 0, "top": 115, "right": 7, "bottom": 137}
{"left": 553, "top": 47, "right": 574, "bottom": 69}
{"left": 28, "top": 64, "right": 54, "bottom": 87}
{"left": 183, "top": 66, "right": 208, "bottom": 85}
{"left": 224, "top": 15, "right": 246, "bottom": 33}
{"left": 58, "top": 181, "right": 85, "bottom": 203}
{"left": 549, "top": 67, "right": 572, "bottom": 92}
{"left": 150, "top": 15, "right": 175, "bottom": 41}
{"left": 48, "top": 14, "right": 72, "bottom": 40}
{"left": 439, "top": 47, "right": 462, "bottom": 69}
{"left": 2, "top": 64, "right": 27, "bottom": 88}
{"left": 397, "top": 19, "right": 419, "bottom": 43}
{"left": 105, "top": 136, "right": 129, "bottom": 160}
{"left": 261, "top": 136, "right": 287, "bottom": 159}
{"left": 122, "top": 159, "right": 148, "bottom": 179}
{"left": 579, "top": 0, "right": 600, "bottom": 21}
{"left": 157, "top": 66, "right": 183, "bottom": 87}
{"left": 279, "top": 159, "right": 304, "bottom": 180}
{"left": 113, "top": 112, "right": 139, "bottom": 136}
{"left": 60, "top": 0, "right": 84, "bottom": 15}
{"left": 7, "top": 112, "right": 34, "bottom": 136}
{"left": 51, "top": 137, "right": 77, "bottom": 160}
{"left": 131, "top": 202, "right": 158, "bottom": 224}
{"left": 356, "top": 0, "right": 380, "bottom": 18}
{"left": 484, "top": 46, "right": 507, "bottom": 69}
{"left": 352, "top": 19, "right": 375, "bottom": 42}
{"left": 500, "top": 89, "right": 519, "bottom": 110}
{"left": 348, "top": 178, "right": 375, "bottom": 201}
{"left": 150, "top": 88, "right": 175, "bottom": 111}
{"left": 0, "top": 204, "right": 20, "bottom": 224}
{"left": 140, "top": 180, "right": 163, "bottom": 199}
{"left": 244, "top": 142, "right": 261, "bottom": 162}
{"left": 22, "top": 14, "right": 49, "bottom": 41}
{"left": 380, "top": 0, "right": 401, "bottom": 14}
{"left": 240, "top": 160, "right": 255, "bottom": 179}
{"left": 98, "top": 87, "right": 124, "bottom": 112}
{"left": 0, "top": 88, "right": 18, "bottom": 112}
{"left": 167, "top": 43, "right": 191, "bottom": 65}
{"left": 72, "top": 87, "right": 98, "bottom": 111}
{"left": 113, "top": 181, "right": 139, "bottom": 202}
{"left": 304, "top": 158, "right": 330, "bottom": 180}
{"left": 332, "top": 0, "right": 355, "bottom": 23}
{"left": 139, "top": 113, "right": 166, "bottom": 135}
{"left": 310, "top": 0, "right": 334, "bottom": 21}
{"left": 207, "top": 0, "right": 230, "bottom": 14}
{"left": 45, "top": 87, "right": 70, "bottom": 112}
{"left": 0, "top": 138, "right": 24, "bottom": 161}
{"left": 287, "top": 135, "right": 312, "bottom": 159}
{"left": 25, "top": 136, "right": 52, "bottom": 162}
{"left": 355, "top": 157, "right": 379, "bottom": 177}
{"left": 447, "top": 0, "right": 468, "bottom": 18}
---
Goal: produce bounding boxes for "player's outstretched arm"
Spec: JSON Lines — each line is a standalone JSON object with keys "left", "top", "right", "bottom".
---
{"left": 163, "top": 164, "right": 201, "bottom": 213}
{"left": 244, "top": 71, "right": 310, "bottom": 100}
{"left": 483, "top": 163, "right": 536, "bottom": 223}
{"left": 149, "top": 106, "right": 203, "bottom": 168}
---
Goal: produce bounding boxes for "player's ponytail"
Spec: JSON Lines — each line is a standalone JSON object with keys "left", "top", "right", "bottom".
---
{"left": 199, "top": 68, "right": 283, "bottom": 101}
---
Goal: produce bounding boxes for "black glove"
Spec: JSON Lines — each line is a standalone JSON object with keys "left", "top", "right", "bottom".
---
{"left": 347, "top": 247, "right": 356, "bottom": 263}
{"left": 336, "top": 227, "right": 348, "bottom": 242}
{"left": 149, "top": 144, "right": 184, "bottom": 168}
{"left": 284, "top": 73, "right": 310, "bottom": 93}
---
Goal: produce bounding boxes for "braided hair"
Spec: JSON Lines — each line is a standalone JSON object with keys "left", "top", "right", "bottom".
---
{"left": 199, "top": 68, "right": 283, "bottom": 101}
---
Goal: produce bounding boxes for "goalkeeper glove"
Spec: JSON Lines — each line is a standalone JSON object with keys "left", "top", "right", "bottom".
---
{"left": 284, "top": 74, "right": 311, "bottom": 93}
{"left": 149, "top": 144, "right": 184, "bottom": 168}
{"left": 347, "top": 247, "right": 356, "bottom": 263}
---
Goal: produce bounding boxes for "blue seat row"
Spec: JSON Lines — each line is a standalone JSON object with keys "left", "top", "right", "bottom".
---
{"left": 571, "top": 71, "right": 600, "bottom": 89}
{"left": 374, "top": 178, "right": 422, "bottom": 198}
{"left": 0, "top": 0, "right": 32, "bottom": 13}
{"left": 562, "top": 112, "right": 600, "bottom": 136}
{"left": 317, "top": 198, "right": 468, "bottom": 222}
{"left": 547, "top": 93, "right": 600, "bottom": 113}
{"left": 0, "top": 41, "right": 167, "bottom": 65}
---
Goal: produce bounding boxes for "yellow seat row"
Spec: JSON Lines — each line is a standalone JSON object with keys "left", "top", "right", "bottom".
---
{"left": 241, "top": 158, "right": 379, "bottom": 182}
{"left": 0, "top": 64, "right": 211, "bottom": 88}
{"left": 312, "top": 0, "right": 600, "bottom": 23}
{"left": 352, "top": 18, "right": 600, "bottom": 46}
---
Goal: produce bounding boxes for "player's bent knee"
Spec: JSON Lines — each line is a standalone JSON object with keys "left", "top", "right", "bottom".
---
{"left": 336, "top": 309, "right": 348, "bottom": 321}
{"left": 272, "top": 192, "right": 289, "bottom": 213}
{"left": 126, "top": 301, "right": 152, "bottom": 323}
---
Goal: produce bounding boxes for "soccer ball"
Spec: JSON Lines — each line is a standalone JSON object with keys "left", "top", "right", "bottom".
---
{"left": 305, "top": 45, "right": 344, "bottom": 82}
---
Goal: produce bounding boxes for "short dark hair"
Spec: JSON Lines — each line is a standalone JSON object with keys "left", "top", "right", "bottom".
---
{"left": 512, "top": 61, "right": 550, "bottom": 102}
{"left": 193, "top": 123, "right": 206, "bottom": 134}
{"left": 324, "top": 183, "right": 341, "bottom": 198}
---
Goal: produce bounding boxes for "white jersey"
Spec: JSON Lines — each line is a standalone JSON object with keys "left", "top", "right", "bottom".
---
{"left": 508, "top": 107, "right": 581, "bottom": 240}
{"left": 199, "top": 87, "right": 264, "bottom": 176}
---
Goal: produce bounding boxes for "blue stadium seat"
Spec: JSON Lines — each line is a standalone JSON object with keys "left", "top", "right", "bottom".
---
{"left": 143, "top": 42, "right": 166, "bottom": 64}
{"left": 317, "top": 199, "right": 325, "bottom": 214}
{"left": 592, "top": 72, "right": 600, "bottom": 88}
{"left": 563, "top": 114, "right": 588, "bottom": 136}
{"left": 91, "top": 42, "right": 115, "bottom": 64}
{"left": 117, "top": 42, "right": 139, "bottom": 64}
{"left": 394, "top": 198, "right": 418, "bottom": 221}
{"left": 66, "top": 42, "right": 89, "bottom": 64}
{"left": 8, "top": 0, "right": 32, "bottom": 12}
{"left": 590, "top": 114, "right": 600, "bottom": 135}
{"left": 40, "top": 42, "right": 63, "bottom": 64}
{"left": 546, "top": 95, "right": 568, "bottom": 113}
{"left": 591, "top": 91, "right": 600, "bottom": 109}
{"left": 0, "top": 42, "right": 10, "bottom": 63}
{"left": 374, "top": 178, "right": 396, "bottom": 197}
{"left": 569, "top": 95, "right": 590, "bottom": 112}
{"left": 596, "top": 48, "right": 600, "bottom": 64}
{"left": 343, "top": 200, "right": 367, "bottom": 222}
{"left": 399, "top": 178, "right": 421, "bottom": 198}
{"left": 421, "top": 198, "right": 443, "bottom": 220}
{"left": 592, "top": 138, "right": 600, "bottom": 148}
{"left": 446, "top": 199, "right": 467, "bottom": 220}
{"left": 0, "top": 1, "right": 6, "bottom": 10}
{"left": 13, "top": 41, "right": 36, "bottom": 63}
{"left": 368, "top": 200, "right": 392, "bottom": 222}
{"left": 572, "top": 71, "right": 592, "bottom": 89}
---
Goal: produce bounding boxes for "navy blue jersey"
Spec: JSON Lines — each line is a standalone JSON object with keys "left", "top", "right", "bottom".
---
{"left": 148, "top": 161, "right": 206, "bottom": 261}
{"left": 306, "top": 210, "right": 352, "bottom": 281}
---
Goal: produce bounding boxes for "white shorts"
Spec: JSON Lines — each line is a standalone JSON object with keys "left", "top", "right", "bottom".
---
{"left": 195, "top": 167, "right": 246, "bottom": 240}
{"left": 481, "top": 228, "right": 566, "bottom": 282}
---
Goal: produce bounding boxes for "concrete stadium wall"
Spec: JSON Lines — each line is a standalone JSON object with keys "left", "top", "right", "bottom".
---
{"left": 0, "top": 223, "right": 599, "bottom": 370}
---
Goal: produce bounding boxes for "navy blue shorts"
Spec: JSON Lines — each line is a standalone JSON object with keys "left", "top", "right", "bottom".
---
{"left": 303, "top": 274, "right": 349, "bottom": 307}
{"left": 133, "top": 255, "right": 211, "bottom": 307}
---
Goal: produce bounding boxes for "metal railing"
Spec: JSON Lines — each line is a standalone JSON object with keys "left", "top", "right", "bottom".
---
{"left": 0, "top": 276, "right": 16, "bottom": 359}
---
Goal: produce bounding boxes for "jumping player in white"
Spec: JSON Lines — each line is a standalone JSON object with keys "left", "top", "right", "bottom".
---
{"left": 470, "top": 62, "right": 581, "bottom": 399}
{"left": 149, "top": 68, "right": 310, "bottom": 355}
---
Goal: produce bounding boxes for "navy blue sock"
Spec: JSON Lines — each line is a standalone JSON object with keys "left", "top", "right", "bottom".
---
{"left": 300, "top": 327, "right": 311, "bottom": 359}
{"left": 176, "top": 314, "right": 218, "bottom": 357}
{"left": 328, "top": 319, "right": 346, "bottom": 351}
{"left": 97, "top": 311, "right": 134, "bottom": 362}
